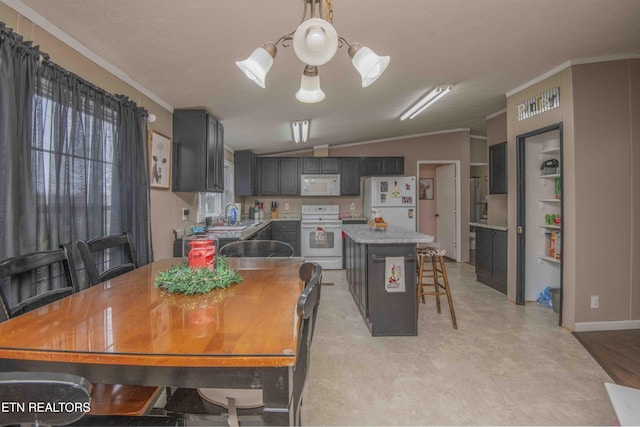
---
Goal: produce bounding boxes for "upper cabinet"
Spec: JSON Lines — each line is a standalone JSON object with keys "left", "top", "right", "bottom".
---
{"left": 234, "top": 150, "right": 256, "bottom": 197}
{"left": 361, "top": 157, "right": 404, "bottom": 176}
{"left": 172, "top": 109, "right": 224, "bottom": 192}
{"left": 340, "top": 157, "right": 361, "bottom": 196}
{"left": 236, "top": 155, "right": 404, "bottom": 196}
{"left": 258, "top": 157, "right": 300, "bottom": 196}
{"left": 489, "top": 142, "right": 507, "bottom": 194}
{"left": 279, "top": 158, "right": 300, "bottom": 196}
{"left": 302, "top": 157, "right": 340, "bottom": 174}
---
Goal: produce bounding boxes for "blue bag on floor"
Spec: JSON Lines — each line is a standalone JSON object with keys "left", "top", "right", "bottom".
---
{"left": 536, "top": 286, "right": 553, "bottom": 308}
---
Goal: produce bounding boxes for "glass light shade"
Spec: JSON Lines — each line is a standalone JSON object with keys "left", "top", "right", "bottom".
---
{"left": 293, "top": 18, "right": 338, "bottom": 66}
{"left": 295, "top": 72, "right": 325, "bottom": 103}
{"left": 235, "top": 45, "right": 275, "bottom": 88}
{"left": 351, "top": 46, "right": 390, "bottom": 87}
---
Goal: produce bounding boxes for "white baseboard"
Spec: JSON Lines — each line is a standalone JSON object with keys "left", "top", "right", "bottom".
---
{"left": 574, "top": 320, "right": 640, "bottom": 332}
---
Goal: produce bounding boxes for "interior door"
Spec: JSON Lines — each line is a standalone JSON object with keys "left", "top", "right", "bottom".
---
{"left": 436, "top": 164, "right": 457, "bottom": 260}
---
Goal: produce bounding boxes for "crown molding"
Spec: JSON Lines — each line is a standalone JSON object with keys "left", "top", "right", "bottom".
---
{"left": 506, "top": 54, "right": 640, "bottom": 98}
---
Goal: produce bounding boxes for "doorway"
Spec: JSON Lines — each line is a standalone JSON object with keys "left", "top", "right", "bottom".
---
{"left": 516, "top": 123, "right": 563, "bottom": 325}
{"left": 417, "top": 161, "right": 461, "bottom": 262}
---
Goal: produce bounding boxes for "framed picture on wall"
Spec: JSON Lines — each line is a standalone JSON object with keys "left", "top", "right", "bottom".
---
{"left": 419, "top": 178, "right": 434, "bottom": 200}
{"left": 149, "top": 131, "right": 171, "bottom": 189}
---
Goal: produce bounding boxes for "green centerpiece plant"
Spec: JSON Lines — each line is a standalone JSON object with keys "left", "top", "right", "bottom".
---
{"left": 155, "top": 256, "right": 242, "bottom": 295}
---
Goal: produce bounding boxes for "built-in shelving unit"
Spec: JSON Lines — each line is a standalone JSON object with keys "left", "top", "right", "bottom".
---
{"left": 523, "top": 129, "right": 562, "bottom": 302}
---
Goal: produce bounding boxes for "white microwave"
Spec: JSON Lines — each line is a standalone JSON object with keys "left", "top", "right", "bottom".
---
{"left": 300, "top": 174, "right": 341, "bottom": 196}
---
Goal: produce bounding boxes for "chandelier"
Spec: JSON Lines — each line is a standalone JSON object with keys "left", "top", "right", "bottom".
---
{"left": 236, "top": 0, "right": 390, "bottom": 103}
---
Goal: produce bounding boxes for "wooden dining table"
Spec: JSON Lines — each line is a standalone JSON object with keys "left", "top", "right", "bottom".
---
{"left": 0, "top": 257, "right": 305, "bottom": 426}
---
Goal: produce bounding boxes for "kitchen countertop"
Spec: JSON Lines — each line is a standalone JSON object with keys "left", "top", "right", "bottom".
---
{"left": 469, "top": 222, "right": 508, "bottom": 231}
{"left": 343, "top": 224, "right": 434, "bottom": 244}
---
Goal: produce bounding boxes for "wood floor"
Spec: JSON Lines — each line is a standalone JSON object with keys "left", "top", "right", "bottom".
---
{"left": 573, "top": 329, "right": 640, "bottom": 389}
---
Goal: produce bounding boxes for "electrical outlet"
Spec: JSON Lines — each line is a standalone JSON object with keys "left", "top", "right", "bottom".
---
{"left": 350, "top": 202, "right": 355, "bottom": 211}
{"left": 285, "top": 203, "right": 290, "bottom": 211}
{"left": 591, "top": 295, "right": 599, "bottom": 309}
{"left": 182, "top": 208, "right": 189, "bottom": 220}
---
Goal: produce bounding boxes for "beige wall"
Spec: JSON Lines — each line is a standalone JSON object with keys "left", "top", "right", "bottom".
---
{"left": 507, "top": 67, "right": 575, "bottom": 324}
{"left": 571, "top": 59, "right": 640, "bottom": 325}
{"left": 0, "top": 3, "right": 209, "bottom": 260}
{"left": 632, "top": 60, "right": 640, "bottom": 321}
{"left": 507, "top": 59, "right": 640, "bottom": 330}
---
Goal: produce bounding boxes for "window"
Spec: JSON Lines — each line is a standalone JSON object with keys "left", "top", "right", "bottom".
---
{"left": 197, "top": 160, "right": 234, "bottom": 222}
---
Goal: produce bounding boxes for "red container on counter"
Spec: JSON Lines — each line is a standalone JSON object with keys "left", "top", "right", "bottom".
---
{"left": 184, "top": 236, "right": 218, "bottom": 268}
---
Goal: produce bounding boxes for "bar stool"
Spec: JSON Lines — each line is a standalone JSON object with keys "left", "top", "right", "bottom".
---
{"left": 416, "top": 247, "right": 457, "bottom": 329}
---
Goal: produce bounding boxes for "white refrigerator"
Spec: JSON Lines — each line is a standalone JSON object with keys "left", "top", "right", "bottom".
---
{"left": 363, "top": 176, "right": 416, "bottom": 231}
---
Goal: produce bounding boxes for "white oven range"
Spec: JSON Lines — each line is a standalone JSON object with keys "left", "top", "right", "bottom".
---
{"left": 300, "top": 205, "right": 343, "bottom": 270}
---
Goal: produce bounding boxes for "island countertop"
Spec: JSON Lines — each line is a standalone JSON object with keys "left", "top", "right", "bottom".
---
{"left": 343, "top": 224, "right": 435, "bottom": 244}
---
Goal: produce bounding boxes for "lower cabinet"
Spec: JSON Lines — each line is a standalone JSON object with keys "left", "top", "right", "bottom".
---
{"left": 249, "top": 223, "right": 273, "bottom": 241}
{"left": 345, "top": 235, "right": 417, "bottom": 336}
{"left": 475, "top": 227, "right": 507, "bottom": 294}
{"left": 272, "top": 221, "right": 300, "bottom": 256}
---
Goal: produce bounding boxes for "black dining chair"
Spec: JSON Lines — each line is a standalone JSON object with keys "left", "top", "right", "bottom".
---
{"left": 164, "top": 263, "right": 323, "bottom": 426}
{"left": 0, "top": 245, "right": 79, "bottom": 322}
{"left": 219, "top": 240, "right": 294, "bottom": 258}
{"left": 0, "top": 371, "right": 182, "bottom": 427}
{"left": 76, "top": 232, "right": 138, "bottom": 287}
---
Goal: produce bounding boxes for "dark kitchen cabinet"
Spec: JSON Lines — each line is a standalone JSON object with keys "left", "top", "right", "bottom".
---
{"left": 302, "top": 157, "right": 340, "bottom": 174}
{"left": 361, "top": 157, "right": 405, "bottom": 176}
{"left": 489, "top": 142, "right": 507, "bottom": 194}
{"left": 258, "top": 157, "right": 279, "bottom": 196}
{"left": 273, "top": 220, "right": 300, "bottom": 256}
{"left": 279, "top": 158, "right": 300, "bottom": 196}
{"left": 383, "top": 157, "right": 404, "bottom": 175}
{"left": 234, "top": 150, "right": 257, "bottom": 196}
{"left": 361, "top": 157, "right": 383, "bottom": 175}
{"left": 475, "top": 227, "right": 507, "bottom": 294}
{"left": 172, "top": 109, "right": 224, "bottom": 192}
{"left": 257, "top": 157, "right": 299, "bottom": 196}
{"left": 345, "top": 234, "right": 417, "bottom": 336}
{"left": 340, "top": 157, "right": 361, "bottom": 195}
{"left": 249, "top": 223, "right": 273, "bottom": 241}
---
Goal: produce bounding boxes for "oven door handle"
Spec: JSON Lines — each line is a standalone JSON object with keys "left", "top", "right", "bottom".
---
{"left": 301, "top": 224, "right": 342, "bottom": 229}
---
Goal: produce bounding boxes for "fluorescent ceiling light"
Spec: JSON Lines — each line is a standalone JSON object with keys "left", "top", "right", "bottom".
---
{"left": 400, "top": 85, "right": 453, "bottom": 120}
{"left": 292, "top": 119, "right": 310, "bottom": 144}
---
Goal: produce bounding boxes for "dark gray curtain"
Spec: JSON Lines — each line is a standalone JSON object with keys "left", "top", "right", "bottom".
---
{"left": 0, "top": 24, "right": 39, "bottom": 256}
{"left": 1, "top": 23, "right": 152, "bottom": 300}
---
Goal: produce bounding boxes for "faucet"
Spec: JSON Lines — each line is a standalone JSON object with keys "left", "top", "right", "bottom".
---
{"left": 224, "top": 203, "right": 237, "bottom": 225}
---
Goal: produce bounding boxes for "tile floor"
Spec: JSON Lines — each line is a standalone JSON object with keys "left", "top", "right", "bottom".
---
{"left": 302, "top": 262, "right": 617, "bottom": 426}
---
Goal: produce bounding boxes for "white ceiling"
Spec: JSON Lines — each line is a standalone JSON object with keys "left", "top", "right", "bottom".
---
{"left": 11, "top": 0, "right": 640, "bottom": 155}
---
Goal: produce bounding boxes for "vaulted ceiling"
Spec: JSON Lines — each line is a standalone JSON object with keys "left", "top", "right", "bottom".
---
{"left": 10, "top": 0, "right": 640, "bottom": 154}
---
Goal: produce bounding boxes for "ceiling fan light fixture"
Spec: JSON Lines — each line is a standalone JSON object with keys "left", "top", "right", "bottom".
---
{"left": 239, "top": 0, "right": 390, "bottom": 100}
{"left": 348, "top": 43, "right": 390, "bottom": 87}
{"left": 235, "top": 43, "right": 277, "bottom": 88}
{"left": 295, "top": 65, "right": 325, "bottom": 103}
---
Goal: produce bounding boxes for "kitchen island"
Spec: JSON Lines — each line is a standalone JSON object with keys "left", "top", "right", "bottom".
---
{"left": 343, "top": 224, "right": 434, "bottom": 336}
